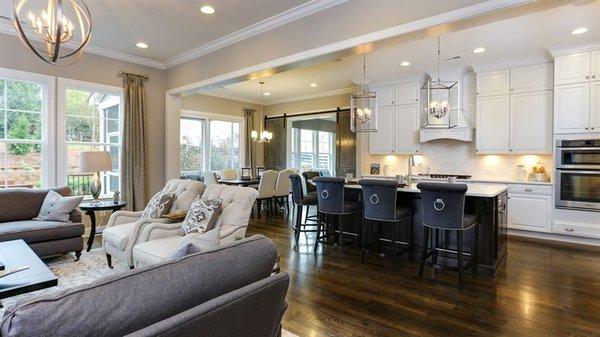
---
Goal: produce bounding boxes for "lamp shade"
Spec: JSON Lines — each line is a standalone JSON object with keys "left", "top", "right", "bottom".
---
{"left": 79, "top": 151, "right": 112, "bottom": 173}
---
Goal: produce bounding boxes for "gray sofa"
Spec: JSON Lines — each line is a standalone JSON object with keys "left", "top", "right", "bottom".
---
{"left": 0, "top": 187, "right": 84, "bottom": 259}
{"left": 0, "top": 235, "right": 289, "bottom": 337}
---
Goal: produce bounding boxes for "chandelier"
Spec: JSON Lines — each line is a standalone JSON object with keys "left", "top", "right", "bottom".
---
{"left": 12, "top": 0, "right": 92, "bottom": 66}
{"left": 350, "top": 53, "right": 377, "bottom": 133}
{"left": 251, "top": 82, "right": 273, "bottom": 143}
{"left": 421, "top": 36, "right": 458, "bottom": 122}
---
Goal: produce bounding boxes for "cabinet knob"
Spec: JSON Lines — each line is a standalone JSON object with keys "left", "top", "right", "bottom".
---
{"left": 585, "top": 127, "right": 589, "bottom": 130}
{"left": 593, "top": 75, "right": 597, "bottom": 79}
{"left": 524, "top": 188, "right": 533, "bottom": 192}
{"left": 565, "top": 227, "right": 574, "bottom": 232}
{"left": 586, "top": 76, "right": 589, "bottom": 79}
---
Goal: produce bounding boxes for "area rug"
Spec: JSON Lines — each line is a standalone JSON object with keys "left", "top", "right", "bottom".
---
{"left": 0, "top": 249, "right": 300, "bottom": 336}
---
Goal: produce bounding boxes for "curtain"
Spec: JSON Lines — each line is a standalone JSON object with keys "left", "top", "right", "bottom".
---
{"left": 121, "top": 75, "right": 147, "bottom": 211}
{"left": 244, "top": 108, "right": 256, "bottom": 176}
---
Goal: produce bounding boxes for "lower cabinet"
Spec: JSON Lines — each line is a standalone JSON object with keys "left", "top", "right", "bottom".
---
{"left": 508, "top": 192, "right": 552, "bottom": 233}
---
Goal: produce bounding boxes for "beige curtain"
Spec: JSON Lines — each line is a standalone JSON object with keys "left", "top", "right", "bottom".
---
{"left": 244, "top": 109, "right": 256, "bottom": 177}
{"left": 121, "top": 75, "right": 147, "bottom": 211}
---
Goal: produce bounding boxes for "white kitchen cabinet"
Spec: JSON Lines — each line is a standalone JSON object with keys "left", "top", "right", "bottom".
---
{"left": 510, "top": 63, "right": 553, "bottom": 93}
{"left": 476, "top": 70, "right": 509, "bottom": 97}
{"left": 592, "top": 50, "right": 600, "bottom": 80}
{"left": 476, "top": 95, "right": 510, "bottom": 153}
{"left": 394, "top": 104, "right": 420, "bottom": 153}
{"left": 394, "top": 83, "right": 419, "bottom": 105}
{"left": 510, "top": 90, "right": 553, "bottom": 153}
{"left": 375, "top": 86, "right": 395, "bottom": 107}
{"left": 369, "top": 106, "right": 395, "bottom": 154}
{"left": 591, "top": 80, "right": 600, "bottom": 131}
{"left": 508, "top": 193, "right": 552, "bottom": 233}
{"left": 554, "top": 52, "right": 591, "bottom": 85}
{"left": 554, "top": 82, "right": 590, "bottom": 134}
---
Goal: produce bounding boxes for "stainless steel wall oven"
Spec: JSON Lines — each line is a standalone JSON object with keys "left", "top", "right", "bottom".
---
{"left": 555, "top": 139, "right": 600, "bottom": 211}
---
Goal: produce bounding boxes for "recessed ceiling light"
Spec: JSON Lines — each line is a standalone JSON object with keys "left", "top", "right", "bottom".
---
{"left": 400, "top": 61, "right": 410, "bottom": 67}
{"left": 200, "top": 5, "right": 215, "bottom": 14}
{"left": 264, "top": 92, "right": 271, "bottom": 96}
{"left": 136, "top": 42, "right": 148, "bottom": 49}
{"left": 473, "top": 47, "right": 486, "bottom": 54}
{"left": 571, "top": 27, "right": 588, "bottom": 35}
{"left": 309, "top": 83, "right": 318, "bottom": 87}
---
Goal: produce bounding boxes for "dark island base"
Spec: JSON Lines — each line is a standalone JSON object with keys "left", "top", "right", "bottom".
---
{"left": 322, "top": 189, "right": 508, "bottom": 277}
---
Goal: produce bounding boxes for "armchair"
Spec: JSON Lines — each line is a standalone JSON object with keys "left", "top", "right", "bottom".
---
{"left": 132, "top": 184, "right": 258, "bottom": 267}
{"left": 102, "top": 179, "right": 205, "bottom": 268}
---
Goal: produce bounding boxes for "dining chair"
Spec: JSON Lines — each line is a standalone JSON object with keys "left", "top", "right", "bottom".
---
{"left": 313, "top": 177, "right": 361, "bottom": 253}
{"left": 221, "top": 168, "right": 238, "bottom": 180}
{"left": 358, "top": 179, "right": 412, "bottom": 263}
{"left": 274, "top": 169, "right": 294, "bottom": 214}
{"left": 255, "top": 170, "right": 278, "bottom": 216}
{"left": 417, "top": 182, "right": 478, "bottom": 285}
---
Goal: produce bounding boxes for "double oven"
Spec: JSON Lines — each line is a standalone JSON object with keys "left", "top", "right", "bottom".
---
{"left": 555, "top": 139, "right": 600, "bottom": 211}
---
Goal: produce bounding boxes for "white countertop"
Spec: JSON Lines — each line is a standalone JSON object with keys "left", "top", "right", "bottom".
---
{"left": 345, "top": 182, "right": 508, "bottom": 198}
{"left": 360, "top": 175, "right": 552, "bottom": 186}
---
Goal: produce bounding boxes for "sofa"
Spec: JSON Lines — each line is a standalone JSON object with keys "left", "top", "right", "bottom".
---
{"left": 0, "top": 235, "right": 289, "bottom": 337}
{"left": 132, "top": 184, "right": 259, "bottom": 267}
{"left": 0, "top": 187, "right": 84, "bottom": 259}
{"left": 102, "top": 179, "right": 206, "bottom": 268}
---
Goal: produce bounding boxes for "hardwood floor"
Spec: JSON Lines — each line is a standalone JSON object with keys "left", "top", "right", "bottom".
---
{"left": 246, "top": 208, "right": 600, "bottom": 337}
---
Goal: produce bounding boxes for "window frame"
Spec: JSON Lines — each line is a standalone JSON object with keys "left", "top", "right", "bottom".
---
{"left": 179, "top": 110, "right": 245, "bottom": 173}
{"left": 286, "top": 113, "right": 336, "bottom": 175}
{"left": 0, "top": 67, "right": 55, "bottom": 188}
{"left": 56, "top": 78, "right": 124, "bottom": 196}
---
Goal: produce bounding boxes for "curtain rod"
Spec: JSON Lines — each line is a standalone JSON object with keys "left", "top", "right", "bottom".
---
{"left": 264, "top": 107, "right": 350, "bottom": 120}
{"left": 118, "top": 70, "right": 149, "bottom": 80}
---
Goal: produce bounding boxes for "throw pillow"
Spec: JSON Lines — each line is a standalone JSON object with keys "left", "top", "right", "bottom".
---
{"left": 141, "top": 191, "right": 175, "bottom": 219}
{"left": 180, "top": 198, "right": 222, "bottom": 235}
{"left": 171, "top": 225, "right": 221, "bottom": 259}
{"left": 35, "top": 190, "right": 84, "bottom": 222}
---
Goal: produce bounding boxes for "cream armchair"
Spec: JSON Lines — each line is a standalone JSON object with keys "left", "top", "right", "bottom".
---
{"left": 102, "top": 179, "right": 205, "bottom": 268}
{"left": 132, "top": 184, "right": 258, "bottom": 267}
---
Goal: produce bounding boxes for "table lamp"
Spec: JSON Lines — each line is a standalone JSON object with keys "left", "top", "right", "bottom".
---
{"left": 79, "top": 151, "right": 112, "bottom": 203}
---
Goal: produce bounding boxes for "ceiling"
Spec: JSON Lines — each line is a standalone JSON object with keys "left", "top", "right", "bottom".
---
{"left": 203, "top": 0, "right": 600, "bottom": 105}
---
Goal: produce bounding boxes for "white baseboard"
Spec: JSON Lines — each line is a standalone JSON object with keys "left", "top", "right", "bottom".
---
{"left": 508, "top": 228, "right": 600, "bottom": 247}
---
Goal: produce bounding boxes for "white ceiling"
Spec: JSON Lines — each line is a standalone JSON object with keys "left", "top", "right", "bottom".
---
{"left": 204, "top": 0, "right": 600, "bottom": 105}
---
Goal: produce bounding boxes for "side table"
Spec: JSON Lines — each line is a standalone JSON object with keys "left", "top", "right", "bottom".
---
{"left": 79, "top": 200, "right": 128, "bottom": 252}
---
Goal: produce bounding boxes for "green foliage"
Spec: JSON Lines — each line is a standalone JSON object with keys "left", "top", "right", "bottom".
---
{"left": 8, "top": 115, "right": 33, "bottom": 155}
{"left": 180, "top": 136, "right": 202, "bottom": 172}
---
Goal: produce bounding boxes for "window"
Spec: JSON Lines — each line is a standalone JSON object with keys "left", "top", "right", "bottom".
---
{"left": 289, "top": 127, "right": 335, "bottom": 174}
{"left": 179, "top": 111, "right": 243, "bottom": 175}
{"left": 0, "top": 69, "right": 51, "bottom": 189}
{"left": 59, "top": 79, "right": 123, "bottom": 196}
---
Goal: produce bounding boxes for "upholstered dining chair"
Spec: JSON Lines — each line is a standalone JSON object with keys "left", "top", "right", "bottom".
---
{"left": 274, "top": 169, "right": 294, "bottom": 214}
{"left": 102, "top": 179, "right": 205, "bottom": 269}
{"left": 255, "top": 170, "right": 278, "bottom": 216}
{"left": 221, "top": 168, "right": 238, "bottom": 180}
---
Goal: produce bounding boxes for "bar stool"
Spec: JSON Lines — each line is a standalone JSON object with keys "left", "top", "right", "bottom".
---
{"left": 289, "top": 174, "right": 319, "bottom": 244}
{"left": 358, "top": 179, "right": 412, "bottom": 263}
{"left": 313, "top": 177, "right": 361, "bottom": 253}
{"left": 417, "top": 182, "right": 478, "bottom": 285}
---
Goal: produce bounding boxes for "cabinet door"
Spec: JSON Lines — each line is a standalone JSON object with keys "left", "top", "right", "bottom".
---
{"left": 394, "top": 82, "right": 419, "bottom": 105}
{"left": 476, "top": 95, "right": 510, "bottom": 153}
{"left": 508, "top": 194, "right": 552, "bottom": 232}
{"left": 369, "top": 106, "right": 395, "bottom": 154}
{"left": 510, "top": 91, "right": 553, "bottom": 153}
{"left": 591, "top": 81, "right": 600, "bottom": 131}
{"left": 510, "top": 63, "right": 553, "bottom": 93}
{"left": 554, "top": 83, "right": 590, "bottom": 134}
{"left": 394, "top": 104, "right": 420, "bottom": 154}
{"left": 375, "top": 86, "right": 394, "bottom": 107}
{"left": 476, "top": 70, "right": 509, "bottom": 97}
{"left": 554, "top": 52, "right": 591, "bottom": 85}
{"left": 590, "top": 50, "right": 600, "bottom": 81}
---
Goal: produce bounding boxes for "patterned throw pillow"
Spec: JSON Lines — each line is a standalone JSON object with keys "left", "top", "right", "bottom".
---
{"left": 141, "top": 191, "right": 175, "bottom": 219}
{"left": 180, "top": 198, "right": 222, "bottom": 235}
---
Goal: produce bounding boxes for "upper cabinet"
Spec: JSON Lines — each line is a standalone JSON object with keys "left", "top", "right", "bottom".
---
{"left": 554, "top": 83, "right": 590, "bottom": 134}
{"left": 510, "top": 90, "right": 553, "bottom": 153}
{"left": 476, "top": 95, "right": 510, "bottom": 153}
{"left": 369, "top": 106, "right": 395, "bottom": 154}
{"left": 476, "top": 70, "right": 509, "bottom": 97}
{"left": 554, "top": 52, "right": 592, "bottom": 85}
{"left": 394, "top": 104, "right": 420, "bottom": 153}
{"left": 510, "top": 63, "right": 553, "bottom": 93}
{"left": 375, "top": 86, "right": 394, "bottom": 107}
{"left": 394, "top": 83, "right": 420, "bottom": 105}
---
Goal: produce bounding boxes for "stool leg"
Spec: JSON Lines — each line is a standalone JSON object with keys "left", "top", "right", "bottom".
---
{"left": 457, "top": 231, "right": 464, "bottom": 285}
{"left": 360, "top": 218, "right": 367, "bottom": 263}
{"left": 431, "top": 229, "right": 439, "bottom": 267}
{"left": 294, "top": 205, "right": 302, "bottom": 244}
{"left": 314, "top": 213, "right": 322, "bottom": 253}
{"left": 418, "top": 226, "right": 430, "bottom": 277}
{"left": 304, "top": 206, "right": 309, "bottom": 224}
{"left": 339, "top": 214, "right": 344, "bottom": 253}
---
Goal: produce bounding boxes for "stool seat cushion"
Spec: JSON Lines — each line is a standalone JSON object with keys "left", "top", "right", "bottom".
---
{"left": 343, "top": 201, "right": 361, "bottom": 214}
{"left": 396, "top": 207, "right": 412, "bottom": 220}
{"left": 462, "top": 214, "right": 477, "bottom": 229}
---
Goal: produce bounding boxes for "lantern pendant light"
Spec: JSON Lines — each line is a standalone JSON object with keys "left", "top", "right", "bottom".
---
{"left": 251, "top": 82, "right": 273, "bottom": 143}
{"left": 350, "top": 53, "right": 377, "bottom": 133}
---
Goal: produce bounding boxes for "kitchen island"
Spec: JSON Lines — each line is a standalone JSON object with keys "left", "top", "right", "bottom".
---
{"left": 337, "top": 182, "right": 509, "bottom": 277}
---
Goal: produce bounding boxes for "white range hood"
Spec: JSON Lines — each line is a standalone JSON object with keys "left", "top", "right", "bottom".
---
{"left": 420, "top": 127, "right": 474, "bottom": 142}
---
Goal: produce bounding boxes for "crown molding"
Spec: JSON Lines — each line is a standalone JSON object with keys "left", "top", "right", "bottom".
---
{"left": 471, "top": 54, "right": 552, "bottom": 73}
{"left": 163, "top": 0, "right": 349, "bottom": 69}
{"left": 547, "top": 39, "right": 600, "bottom": 57}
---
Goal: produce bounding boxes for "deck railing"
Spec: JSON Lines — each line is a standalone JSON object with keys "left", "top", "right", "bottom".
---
{"left": 67, "top": 174, "right": 93, "bottom": 196}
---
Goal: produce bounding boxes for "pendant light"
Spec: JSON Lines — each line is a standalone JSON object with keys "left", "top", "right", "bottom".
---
{"left": 350, "top": 53, "right": 377, "bottom": 133}
{"left": 251, "top": 82, "right": 273, "bottom": 143}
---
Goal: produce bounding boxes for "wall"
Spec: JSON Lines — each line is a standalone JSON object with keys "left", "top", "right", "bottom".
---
{"left": 181, "top": 94, "right": 264, "bottom": 165}
{"left": 0, "top": 33, "right": 167, "bottom": 197}
{"left": 263, "top": 93, "right": 351, "bottom": 116}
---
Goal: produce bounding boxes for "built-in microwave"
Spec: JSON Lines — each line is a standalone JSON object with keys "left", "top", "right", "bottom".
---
{"left": 555, "top": 139, "right": 600, "bottom": 211}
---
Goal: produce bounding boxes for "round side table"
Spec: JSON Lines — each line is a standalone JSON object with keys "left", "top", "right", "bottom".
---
{"left": 79, "top": 200, "right": 127, "bottom": 252}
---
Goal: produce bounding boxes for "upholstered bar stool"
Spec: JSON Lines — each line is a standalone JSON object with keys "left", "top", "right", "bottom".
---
{"left": 313, "top": 177, "right": 361, "bottom": 253}
{"left": 301, "top": 171, "right": 321, "bottom": 223}
{"left": 416, "top": 182, "right": 478, "bottom": 285}
{"left": 358, "top": 179, "right": 412, "bottom": 263}
{"left": 289, "top": 174, "right": 319, "bottom": 244}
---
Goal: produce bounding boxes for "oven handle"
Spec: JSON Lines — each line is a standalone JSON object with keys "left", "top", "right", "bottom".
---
{"left": 558, "top": 147, "right": 600, "bottom": 151}
{"left": 556, "top": 170, "right": 600, "bottom": 175}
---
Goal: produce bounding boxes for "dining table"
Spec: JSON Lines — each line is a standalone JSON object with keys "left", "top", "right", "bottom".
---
{"left": 218, "top": 178, "right": 261, "bottom": 187}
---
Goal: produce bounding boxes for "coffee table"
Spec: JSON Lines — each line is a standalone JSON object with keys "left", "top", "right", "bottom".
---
{"left": 0, "top": 240, "right": 57, "bottom": 306}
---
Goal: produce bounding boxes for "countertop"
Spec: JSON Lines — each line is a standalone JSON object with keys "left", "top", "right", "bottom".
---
{"left": 345, "top": 182, "right": 508, "bottom": 198}
{"left": 360, "top": 175, "right": 552, "bottom": 186}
